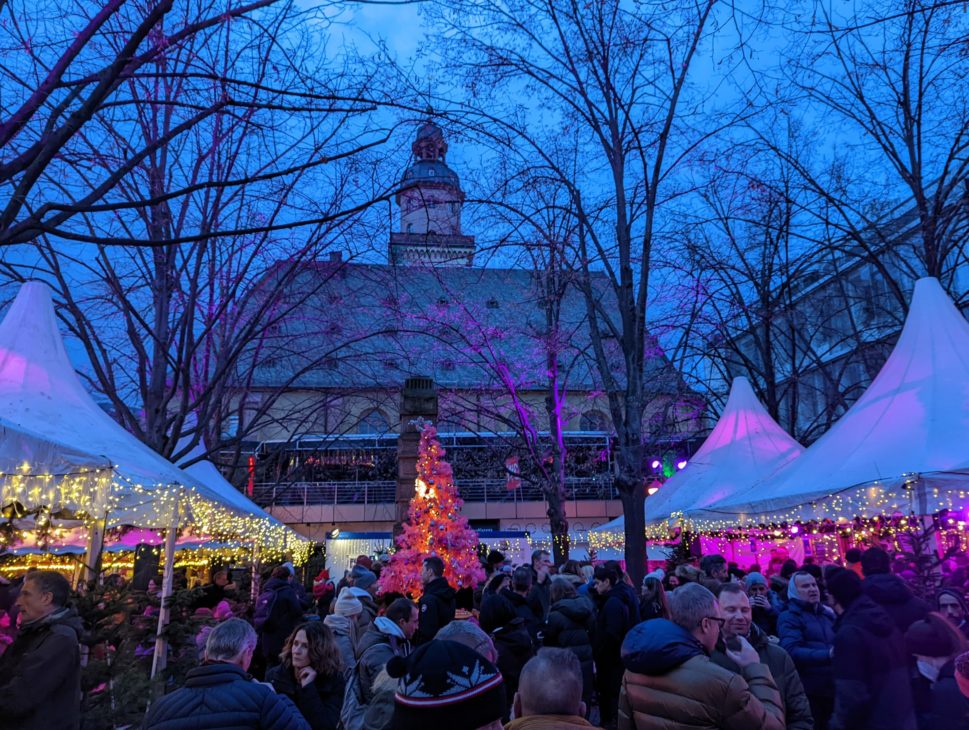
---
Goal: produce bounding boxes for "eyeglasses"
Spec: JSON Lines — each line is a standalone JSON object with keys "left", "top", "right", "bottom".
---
{"left": 703, "top": 616, "right": 726, "bottom": 628}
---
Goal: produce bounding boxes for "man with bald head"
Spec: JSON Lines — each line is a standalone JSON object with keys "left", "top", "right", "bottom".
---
{"left": 507, "top": 647, "right": 594, "bottom": 729}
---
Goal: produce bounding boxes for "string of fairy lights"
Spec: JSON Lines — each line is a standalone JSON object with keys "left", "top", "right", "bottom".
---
{"left": 0, "top": 461, "right": 311, "bottom": 568}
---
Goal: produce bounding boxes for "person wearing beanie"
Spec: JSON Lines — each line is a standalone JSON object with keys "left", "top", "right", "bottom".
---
{"left": 860, "top": 547, "right": 931, "bottom": 633}
{"left": 777, "top": 570, "right": 836, "bottom": 728}
{"left": 434, "top": 620, "right": 498, "bottom": 663}
{"left": 938, "top": 588, "right": 969, "bottom": 639}
{"left": 826, "top": 567, "right": 917, "bottom": 730}
{"left": 744, "top": 571, "right": 781, "bottom": 636}
{"left": 904, "top": 615, "right": 969, "bottom": 729}
{"left": 348, "top": 569, "right": 379, "bottom": 631}
{"left": 386, "top": 639, "right": 507, "bottom": 730}
{"left": 324, "top": 588, "right": 362, "bottom": 676}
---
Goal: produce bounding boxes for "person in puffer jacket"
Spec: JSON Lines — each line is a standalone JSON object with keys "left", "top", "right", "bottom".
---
{"left": 826, "top": 568, "right": 917, "bottom": 730}
{"left": 542, "top": 577, "right": 595, "bottom": 710}
{"left": 144, "top": 618, "right": 309, "bottom": 730}
{"left": 861, "top": 547, "right": 931, "bottom": 634}
{"left": 618, "top": 583, "right": 785, "bottom": 730}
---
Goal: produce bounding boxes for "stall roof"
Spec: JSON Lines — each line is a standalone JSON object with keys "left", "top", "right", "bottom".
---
{"left": 690, "top": 277, "right": 969, "bottom": 527}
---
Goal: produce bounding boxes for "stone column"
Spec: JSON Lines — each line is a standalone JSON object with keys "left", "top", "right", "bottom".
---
{"left": 396, "top": 376, "right": 438, "bottom": 533}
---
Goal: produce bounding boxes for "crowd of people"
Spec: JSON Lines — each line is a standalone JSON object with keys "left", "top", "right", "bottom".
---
{"left": 0, "top": 545, "right": 968, "bottom": 729}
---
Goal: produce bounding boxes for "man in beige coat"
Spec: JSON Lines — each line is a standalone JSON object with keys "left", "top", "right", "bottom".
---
{"left": 617, "top": 583, "right": 785, "bottom": 730}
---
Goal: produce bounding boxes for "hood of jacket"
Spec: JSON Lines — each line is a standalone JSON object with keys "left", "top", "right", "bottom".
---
{"left": 373, "top": 615, "right": 406, "bottom": 639}
{"left": 863, "top": 573, "right": 915, "bottom": 606}
{"left": 621, "top": 618, "right": 705, "bottom": 676}
{"left": 838, "top": 594, "right": 896, "bottom": 637}
{"left": 424, "top": 576, "right": 456, "bottom": 601}
{"left": 184, "top": 661, "right": 251, "bottom": 687}
{"left": 551, "top": 596, "right": 594, "bottom": 623}
{"left": 21, "top": 606, "right": 83, "bottom": 639}
{"left": 323, "top": 613, "right": 353, "bottom": 635}
{"left": 264, "top": 576, "right": 292, "bottom": 593}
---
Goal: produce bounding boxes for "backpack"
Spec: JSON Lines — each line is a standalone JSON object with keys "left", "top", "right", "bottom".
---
{"left": 338, "top": 643, "right": 386, "bottom": 730}
{"left": 253, "top": 587, "right": 278, "bottom": 631}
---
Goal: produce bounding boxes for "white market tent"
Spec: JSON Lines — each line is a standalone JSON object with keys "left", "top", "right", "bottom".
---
{"left": 688, "top": 277, "right": 969, "bottom": 529}
{"left": 590, "top": 376, "right": 803, "bottom": 539}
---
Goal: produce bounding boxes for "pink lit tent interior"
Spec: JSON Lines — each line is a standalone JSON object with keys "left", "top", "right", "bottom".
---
{"left": 590, "top": 375, "right": 806, "bottom": 565}
{"left": 687, "top": 277, "right": 969, "bottom": 541}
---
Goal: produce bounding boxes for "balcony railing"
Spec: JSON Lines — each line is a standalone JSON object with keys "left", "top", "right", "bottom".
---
{"left": 251, "top": 476, "right": 618, "bottom": 507}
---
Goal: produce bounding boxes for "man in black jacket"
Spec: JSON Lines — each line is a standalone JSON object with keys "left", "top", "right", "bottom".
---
{"left": 0, "top": 571, "right": 82, "bottom": 730}
{"left": 827, "top": 568, "right": 917, "bottom": 730}
{"left": 415, "top": 556, "right": 455, "bottom": 645}
{"left": 144, "top": 618, "right": 309, "bottom": 729}
{"left": 861, "top": 547, "right": 931, "bottom": 633}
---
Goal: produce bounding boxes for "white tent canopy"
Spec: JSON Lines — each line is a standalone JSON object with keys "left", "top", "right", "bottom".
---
{"left": 689, "top": 277, "right": 969, "bottom": 528}
{"left": 591, "top": 376, "right": 803, "bottom": 537}
{"left": 0, "top": 281, "right": 295, "bottom": 539}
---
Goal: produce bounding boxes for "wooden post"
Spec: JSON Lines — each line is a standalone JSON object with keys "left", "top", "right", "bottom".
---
{"left": 82, "top": 514, "right": 107, "bottom": 587}
{"left": 150, "top": 498, "right": 180, "bottom": 680}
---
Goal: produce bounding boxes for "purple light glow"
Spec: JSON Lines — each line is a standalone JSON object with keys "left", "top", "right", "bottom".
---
{"left": 676, "top": 460, "right": 687, "bottom": 470}
{"left": 790, "top": 525, "right": 799, "bottom": 535}
{"left": 650, "top": 459, "right": 661, "bottom": 469}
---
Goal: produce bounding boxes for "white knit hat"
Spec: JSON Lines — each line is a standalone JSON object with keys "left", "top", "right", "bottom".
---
{"left": 334, "top": 587, "right": 364, "bottom": 617}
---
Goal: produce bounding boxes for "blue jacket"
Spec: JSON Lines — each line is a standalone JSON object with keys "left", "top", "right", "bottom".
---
{"left": 777, "top": 597, "right": 836, "bottom": 697}
{"left": 830, "top": 595, "right": 916, "bottom": 730}
{"left": 143, "top": 662, "right": 310, "bottom": 730}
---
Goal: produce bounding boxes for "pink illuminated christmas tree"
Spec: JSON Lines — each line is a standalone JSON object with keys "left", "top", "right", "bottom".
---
{"left": 378, "top": 423, "right": 484, "bottom": 597}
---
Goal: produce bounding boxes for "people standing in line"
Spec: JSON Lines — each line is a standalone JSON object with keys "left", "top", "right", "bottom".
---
{"left": 777, "top": 570, "right": 836, "bottom": 730}
{"left": 414, "top": 556, "right": 456, "bottom": 645}
{"left": 904, "top": 614, "right": 969, "bottom": 729}
{"left": 322, "top": 588, "right": 362, "bottom": 677}
{"left": 527, "top": 549, "right": 553, "bottom": 620}
{"left": 267, "top": 622, "right": 346, "bottom": 730}
{"left": 826, "top": 568, "right": 917, "bottom": 730}
{"left": 144, "top": 618, "right": 310, "bottom": 730}
{"left": 355, "top": 598, "right": 417, "bottom": 704}
{"left": 713, "top": 583, "right": 814, "bottom": 730}
{"left": 860, "top": 547, "right": 931, "bottom": 634}
{"left": 617, "top": 583, "right": 785, "bottom": 730}
{"left": 506, "top": 648, "right": 596, "bottom": 730}
{"left": 638, "top": 573, "right": 670, "bottom": 622}
{"left": 256, "top": 565, "right": 306, "bottom": 673}
{"left": 938, "top": 588, "right": 969, "bottom": 638}
{"left": 0, "top": 571, "right": 82, "bottom": 730}
{"left": 542, "top": 576, "right": 596, "bottom": 712}
{"left": 592, "top": 565, "right": 639, "bottom": 729}
{"left": 744, "top": 571, "right": 781, "bottom": 636}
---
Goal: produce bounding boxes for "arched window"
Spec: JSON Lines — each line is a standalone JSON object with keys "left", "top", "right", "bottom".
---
{"left": 580, "top": 409, "right": 609, "bottom": 432}
{"left": 356, "top": 409, "right": 391, "bottom": 435}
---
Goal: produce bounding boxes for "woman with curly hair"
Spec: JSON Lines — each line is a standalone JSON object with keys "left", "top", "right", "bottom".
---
{"left": 266, "top": 621, "right": 345, "bottom": 730}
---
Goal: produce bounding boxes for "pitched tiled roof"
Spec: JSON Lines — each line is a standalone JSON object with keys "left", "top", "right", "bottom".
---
{"left": 240, "top": 261, "right": 685, "bottom": 396}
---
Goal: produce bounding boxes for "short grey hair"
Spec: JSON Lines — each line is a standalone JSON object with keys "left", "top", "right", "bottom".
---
{"left": 205, "top": 618, "right": 257, "bottom": 661}
{"left": 669, "top": 583, "right": 717, "bottom": 631}
{"left": 518, "top": 648, "right": 583, "bottom": 716}
{"left": 435, "top": 620, "right": 498, "bottom": 663}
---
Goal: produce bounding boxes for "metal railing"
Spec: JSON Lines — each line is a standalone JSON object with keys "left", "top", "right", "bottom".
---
{"left": 252, "top": 476, "right": 618, "bottom": 507}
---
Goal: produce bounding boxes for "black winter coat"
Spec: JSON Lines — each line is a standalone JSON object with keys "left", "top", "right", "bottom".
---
{"left": 490, "top": 617, "right": 535, "bottom": 713}
{"left": 266, "top": 664, "right": 344, "bottom": 730}
{"left": 143, "top": 662, "right": 310, "bottom": 729}
{"left": 862, "top": 573, "right": 931, "bottom": 634}
{"left": 496, "top": 588, "right": 542, "bottom": 644}
{"left": 777, "top": 597, "right": 836, "bottom": 698}
{"left": 415, "top": 577, "right": 455, "bottom": 645}
{"left": 0, "top": 607, "right": 82, "bottom": 730}
{"left": 593, "top": 584, "right": 636, "bottom": 667}
{"left": 830, "top": 594, "right": 917, "bottom": 730}
{"left": 912, "top": 659, "right": 969, "bottom": 730}
{"left": 543, "top": 596, "right": 595, "bottom": 702}
{"left": 258, "top": 577, "right": 305, "bottom": 663}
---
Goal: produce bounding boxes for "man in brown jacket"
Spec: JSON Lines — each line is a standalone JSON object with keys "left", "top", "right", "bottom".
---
{"left": 617, "top": 583, "right": 785, "bottom": 730}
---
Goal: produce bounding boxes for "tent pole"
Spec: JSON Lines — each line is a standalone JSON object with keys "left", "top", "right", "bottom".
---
{"left": 82, "top": 513, "right": 107, "bottom": 588}
{"left": 250, "top": 543, "right": 261, "bottom": 603}
{"left": 150, "top": 497, "right": 180, "bottom": 681}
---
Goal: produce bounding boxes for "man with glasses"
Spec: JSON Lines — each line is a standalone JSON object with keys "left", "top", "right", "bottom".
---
{"left": 617, "top": 583, "right": 784, "bottom": 730}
